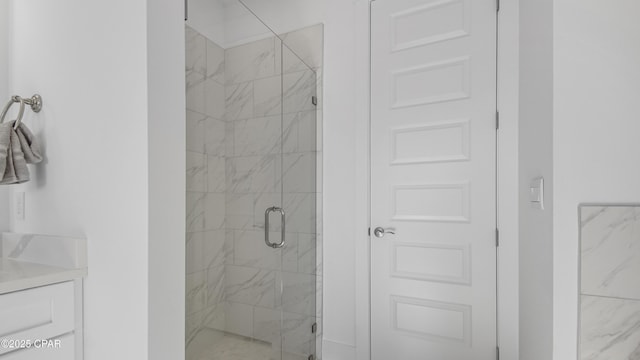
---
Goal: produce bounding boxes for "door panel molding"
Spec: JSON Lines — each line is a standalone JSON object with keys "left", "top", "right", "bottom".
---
{"left": 369, "top": 0, "right": 498, "bottom": 359}
{"left": 351, "top": 1, "right": 520, "bottom": 359}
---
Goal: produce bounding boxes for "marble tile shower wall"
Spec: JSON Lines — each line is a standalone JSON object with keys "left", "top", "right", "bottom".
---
{"left": 185, "top": 25, "right": 228, "bottom": 347}
{"left": 186, "top": 23, "right": 323, "bottom": 359}
{"left": 579, "top": 206, "right": 640, "bottom": 360}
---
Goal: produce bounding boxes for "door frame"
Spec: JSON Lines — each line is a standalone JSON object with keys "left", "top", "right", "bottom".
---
{"left": 353, "top": 0, "right": 520, "bottom": 359}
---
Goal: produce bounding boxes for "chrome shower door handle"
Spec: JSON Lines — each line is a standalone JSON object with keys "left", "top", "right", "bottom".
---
{"left": 264, "top": 207, "right": 286, "bottom": 248}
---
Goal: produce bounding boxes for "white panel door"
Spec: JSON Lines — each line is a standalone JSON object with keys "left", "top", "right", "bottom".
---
{"left": 370, "top": 0, "right": 497, "bottom": 359}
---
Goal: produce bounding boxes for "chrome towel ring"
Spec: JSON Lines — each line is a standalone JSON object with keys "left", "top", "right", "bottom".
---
{"left": 0, "top": 94, "right": 43, "bottom": 130}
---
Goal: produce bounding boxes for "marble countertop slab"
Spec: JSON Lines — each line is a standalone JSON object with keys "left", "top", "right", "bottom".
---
{"left": 580, "top": 206, "right": 640, "bottom": 300}
{"left": 0, "top": 258, "right": 87, "bottom": 295}
{"left": 580, "top": 294, "right": 640, "bottom": 360}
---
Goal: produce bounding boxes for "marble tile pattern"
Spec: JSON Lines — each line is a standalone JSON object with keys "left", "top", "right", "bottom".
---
{"left": 223, "top": 26, "right": 320, "bottom": 359}
{"left": 580, "top": 206, "right": 640, "bottom": 360}
{"left": 186, "top": 23, "right": 323, "bottom": 360}
{"left": 581, "top": 206, "right": 640, "bottom": 299}
{"left": 187, "top": 329, "right": 308, "bottom": 360}
{"left": 581, "top": 295, "right": 640, "bottom": 360}
{"left": 186, "top": 25, "right": 229, "bottom": 350}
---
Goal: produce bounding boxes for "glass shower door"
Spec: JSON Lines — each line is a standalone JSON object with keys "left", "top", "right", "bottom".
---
{"left": 278, "top": 39, "right": 318, "bottom": 360}
{"left": 254, "top": 35, "right": 319, "bottom": 360}
{"left": 185, "top": 1, "right": 318, "bottom": 359}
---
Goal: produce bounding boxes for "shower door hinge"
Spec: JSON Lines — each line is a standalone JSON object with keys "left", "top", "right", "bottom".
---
{"left": 312, "top": 96, "right": 318, "bottom": 106}
{"left": 311, "top": 322, "right": 318, "bottom": 334}
{"left": 495, "top": 111, "right": 500, "bottom": 130}
{"left": 496, "top": 0, "right": 500, "bottom": 12}
{"left": 495, "top": 228, "right": 500, "bottom": 247}
{"left": 368, "top": 227, "right": 371, "bottom": 236}
{"left": 185, "top": 0, "right": 188, "bottom": 21}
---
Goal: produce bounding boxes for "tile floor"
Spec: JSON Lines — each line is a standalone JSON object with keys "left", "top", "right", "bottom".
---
{"left": 188, "top": 328, "right": 309, "bottom": 360}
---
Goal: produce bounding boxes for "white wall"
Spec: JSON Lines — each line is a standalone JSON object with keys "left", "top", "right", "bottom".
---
{"left": 0, "top": 0, "right": 10, "bottom": 232}
{"left": 9, "top": 1, "right": 185, "bottom": 359}
{"left": 497, "top": 1, "right": 521, "bottom": 359}
{"left": 0, "top": 0, "right": 8, "bottom": 120}
{"left": 187, "top": 0, "right": 274, "bottom": 48}
{"left": 147, "top": 1, "right": 186, "bottom": 359}
{"left": 317, "top": 3, "right": 358, "bottom": 355}
{"left": 240, "top": 0, "right": 324, "bottom": 35}
{"left": 10, "top": 1, "right": 149, "bottom": 358}
{"left": 553, "top": 1, "right": 640, "bottom": 359}
{"left": 519, "top": 0, "right": 554, "bottom": 359}
{"left": 187, "top": 0, "right": 226, "bottom": 46}
{"left": 0, "top": 0, "right": 8, "bottom": 116}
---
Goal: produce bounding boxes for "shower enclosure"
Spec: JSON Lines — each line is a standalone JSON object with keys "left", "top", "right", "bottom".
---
{"left": 185, "top": 1, "right": 322, "bottom": 359}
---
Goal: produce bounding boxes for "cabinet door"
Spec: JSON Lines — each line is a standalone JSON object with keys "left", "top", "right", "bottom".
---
{"left": 0, "top": 282, "right": 75, "bottom": 356}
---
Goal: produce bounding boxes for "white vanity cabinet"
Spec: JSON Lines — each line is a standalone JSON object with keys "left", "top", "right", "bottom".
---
{"left": 0, "top": 280, "right": 83, "bottom": 359}
{"left": 0, "top": 233, "right": 87, "bottom": 360}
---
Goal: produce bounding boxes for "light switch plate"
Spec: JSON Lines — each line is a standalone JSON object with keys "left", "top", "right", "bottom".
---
{"left": 14, "top": 192, "right": 25, "bottom": 221}
{"left": 530, "top": 177, "right": 544, "bottom": 210}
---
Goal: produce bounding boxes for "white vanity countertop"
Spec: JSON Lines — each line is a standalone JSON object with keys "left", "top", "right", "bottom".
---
{"left": 0, "top": 232, "right": 87, "bottom": 295}
{"left": 0, "top": 258, "right": 87, "bottom": 295}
